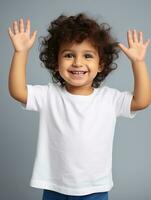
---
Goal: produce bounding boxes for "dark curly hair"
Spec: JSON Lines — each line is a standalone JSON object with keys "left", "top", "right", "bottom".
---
{"left": 39, "top": 13, "right": 120, "bottom": 88}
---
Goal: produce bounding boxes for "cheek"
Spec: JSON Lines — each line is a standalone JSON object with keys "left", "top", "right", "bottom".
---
{"left": 90, "top": 61, "right": 100, "bottom": 69}
{"left": 59, "top": 59, "right": 72, "bottom": 69}
{"left": 58, "top": 61, "right": 68, "bottom": 74}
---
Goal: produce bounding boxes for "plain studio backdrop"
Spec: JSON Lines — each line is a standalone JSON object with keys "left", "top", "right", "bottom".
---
{"left": 0, "top": 0, "right": 151, "bottom": 199}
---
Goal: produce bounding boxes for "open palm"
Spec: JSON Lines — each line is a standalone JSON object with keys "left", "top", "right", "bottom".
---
{"left": 118, "top": 30, "right": 150, "bottom": 63}
{"left": 8, "top": 18, "right": 37, "bottom": 52}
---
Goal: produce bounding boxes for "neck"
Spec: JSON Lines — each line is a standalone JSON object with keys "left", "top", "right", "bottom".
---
{"left": 65, "top": 84, "right": 94, "bottom": 95}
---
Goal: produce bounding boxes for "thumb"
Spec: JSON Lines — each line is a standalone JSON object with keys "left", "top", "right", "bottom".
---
{"left": 144, "top": 39, "right": 151, "bottom": 48}
{"left": 30, "top": 30, "right": 37, "bottom": 44}
{"left": 118, "top": 43, "right": 129, "bottom": 55}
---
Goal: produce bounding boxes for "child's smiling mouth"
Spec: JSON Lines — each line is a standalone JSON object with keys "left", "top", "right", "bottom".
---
{"left": 68, "top": 70, "right": 88, "bottom": 79}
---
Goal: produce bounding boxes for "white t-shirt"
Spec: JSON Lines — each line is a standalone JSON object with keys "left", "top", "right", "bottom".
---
{"left": 21, "top": 82, "right": 137, "bottom": 195}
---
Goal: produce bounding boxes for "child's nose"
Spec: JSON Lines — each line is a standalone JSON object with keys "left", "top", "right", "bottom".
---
{"left": 73, "top": 57, "right": 83, "bottom": 67}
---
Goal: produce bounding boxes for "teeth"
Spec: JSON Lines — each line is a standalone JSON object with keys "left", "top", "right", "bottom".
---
{"left": 70, "top": 71, "right": 87, "bottom": 74}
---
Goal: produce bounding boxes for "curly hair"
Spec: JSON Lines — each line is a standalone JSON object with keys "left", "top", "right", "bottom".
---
{"left": 39, "top": 13, "right": 120, "bottom": 88}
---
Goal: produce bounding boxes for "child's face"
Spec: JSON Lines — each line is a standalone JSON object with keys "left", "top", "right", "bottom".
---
{"left": 57, "top": 39, "right": 103, "bottom": 92}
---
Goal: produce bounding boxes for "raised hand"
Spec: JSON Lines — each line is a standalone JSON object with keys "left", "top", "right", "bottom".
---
{"left": 8, "top": 18, "right": 37, "bottom": 52}
{"left": 118, "top": 30, "right": 150, "bottom": 63}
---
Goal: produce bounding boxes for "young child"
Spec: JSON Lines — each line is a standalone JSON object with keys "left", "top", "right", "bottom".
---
{"left": 8, "top": 13, "right": 151, "bottom": 200}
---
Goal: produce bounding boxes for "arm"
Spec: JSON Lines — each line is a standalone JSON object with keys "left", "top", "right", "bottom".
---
{"left": 131, "top": 60, "right": 151, "bottom": 110}
{"left": 118, "top": 30, "right": 151, "bottom": 111}
{"left": 8, "top": 18, "right": 37, "bottom": 104}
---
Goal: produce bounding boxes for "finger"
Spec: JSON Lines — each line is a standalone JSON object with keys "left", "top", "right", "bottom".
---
{"left": 118, "top": 43, "right": 129, "bottom": 54}
{"left": 25, "top": 19, "right": 30, "bottom": 35}
{"left": 127, "top": 30, "right": 133, "bottom": 47}
{"left": 8, "top": 27, "right": 15, "bottom": 39}
{"left": 133, "top": 29, "right": 138, "bottom": 43}
{"left": 19, "top": 18, "right": 24, "bottom": 33}
{"left": 13, "top": 20, "right": 19, "bottom": 34}
{"left": 139, "top": 31, "right": 143, "bottom": 44}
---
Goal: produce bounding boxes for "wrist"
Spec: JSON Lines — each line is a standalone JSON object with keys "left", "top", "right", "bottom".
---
{"left": 14, "top": 50, "right": 29, "bottom": 55}
{"left": 131, "top": 60, "right": 146, "bottom": 66}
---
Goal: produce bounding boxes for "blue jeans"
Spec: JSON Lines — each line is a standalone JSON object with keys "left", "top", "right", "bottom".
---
{"left": 42, "top": 190, "right": 108, "bottom": 200}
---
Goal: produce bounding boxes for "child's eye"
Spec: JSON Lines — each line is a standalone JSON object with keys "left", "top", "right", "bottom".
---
{"left": 64, "top": 53, "right": 74, "bottom": 58}
{"left": 85, "top": 54, "right": 93, "bottom": 58}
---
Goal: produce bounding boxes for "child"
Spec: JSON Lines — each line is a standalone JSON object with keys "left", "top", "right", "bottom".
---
{"left": 8, "top": 13, "right": 151, "bottom": 200}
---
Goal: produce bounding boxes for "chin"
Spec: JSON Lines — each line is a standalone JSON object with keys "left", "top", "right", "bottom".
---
{"left": 66, "top": 80, "right": 92, "bottom": 87}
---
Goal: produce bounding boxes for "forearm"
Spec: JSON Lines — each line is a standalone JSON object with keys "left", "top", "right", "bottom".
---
{"left": 8, "top": 51, "right": 28, "bottom": 98}
{"left": 132, "top": 61, "right": 151, "bottom": 107}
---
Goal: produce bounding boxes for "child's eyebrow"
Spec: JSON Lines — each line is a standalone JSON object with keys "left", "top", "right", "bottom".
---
{"left": 60, "top": 49, "right": 97, "bottom": 55}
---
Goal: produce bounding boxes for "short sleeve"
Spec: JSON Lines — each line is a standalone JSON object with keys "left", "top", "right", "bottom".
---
{"left": 21, "top": 84, "right": 48, "bottom": 112}
{"left": 114, "top": 89, "right": 138, "bottom": 118}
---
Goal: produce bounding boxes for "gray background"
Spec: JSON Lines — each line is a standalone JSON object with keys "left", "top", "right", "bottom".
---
{"left": 0, "top": 0, "right": 151, "bottom": 199}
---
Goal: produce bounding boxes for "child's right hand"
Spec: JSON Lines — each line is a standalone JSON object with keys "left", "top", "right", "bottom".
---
{"left": 8, "top": 18, "right": 37, "bottom": 52}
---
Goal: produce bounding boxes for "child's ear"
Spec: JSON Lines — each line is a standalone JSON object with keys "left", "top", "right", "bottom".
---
{"left": 98, "top": 63, "right": 104, "bottom": 73}
{"left": 55, "top": 65, "right": 59, "bottom": 71}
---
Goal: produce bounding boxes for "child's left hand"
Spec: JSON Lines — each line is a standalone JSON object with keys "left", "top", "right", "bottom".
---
{"left": 118, "top": 30, "right": 150, "bottom": 63}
